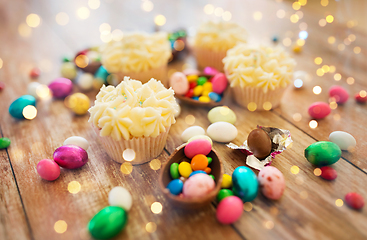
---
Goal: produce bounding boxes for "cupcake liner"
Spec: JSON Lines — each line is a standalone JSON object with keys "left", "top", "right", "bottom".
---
{"left": 193, "top": 47, "right": 227, "bottom": 72}
{"left": 93, "top": 126, "right": 170, "bottom": 165}
{"left": 115, "top": 65, "right": 168, "bottom": 86}
{"left": 231, "top": 85, "right": 288, "bottom": 110}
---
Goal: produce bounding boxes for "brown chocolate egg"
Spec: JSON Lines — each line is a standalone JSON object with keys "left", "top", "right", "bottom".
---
{"left": 247, "top": 128, "right": 272, "bottom": 160}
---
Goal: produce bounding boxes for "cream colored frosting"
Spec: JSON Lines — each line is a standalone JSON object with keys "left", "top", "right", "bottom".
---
{"left": 101, "top": 32, "right": 171, "bottom": 73}
{"left": 223, "top": 44, "right": 296, "bottom": 93}
{"left": 89, "top": 77, "right": 177, "bottom": 140}
{"left": 194, "top": 21, "right": 247, "bottom": 52}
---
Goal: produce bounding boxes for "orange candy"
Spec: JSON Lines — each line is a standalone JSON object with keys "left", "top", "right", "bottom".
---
{"left": 191, "top": 154, "right": 208, "bottom": 171}
{"left": 204, "top": 167, "right": 211, "bottom": 174}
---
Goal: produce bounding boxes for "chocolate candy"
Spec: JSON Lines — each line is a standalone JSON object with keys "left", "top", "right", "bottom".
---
{"left": 48, "top": 78, "right": 73, "bottom": 98}
{"left": 247, "top": 128, "right": 272, "bottom": 160}
{"left": 216, "top": 196, "right": 243, "bottom": 224}
{"left": 53, "top": 145, "right": 88, "bottom": 169}
{"left": 305, "top": 141, "right": 341, "bottom": 166}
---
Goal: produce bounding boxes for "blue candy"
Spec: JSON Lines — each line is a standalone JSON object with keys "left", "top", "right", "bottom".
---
{"left": 167, "top": 179, "right": 183, "bottom": 195}
{"left": 208, "top": 92, "right": 222, "bottom": 102}
{"left": 9, "top": 95, "right": 37, "bottom": 119}
{"left": 192, "top": 96, "right": 199, "bottom": 101}
{"left": 94, "top": 65, "right": 110, "bottom": 83}
{"left": 189, "top": 170, "right": 207, "bottom": 178}
{"left": 232, "top": 166, "right": 258, "bottom": 202}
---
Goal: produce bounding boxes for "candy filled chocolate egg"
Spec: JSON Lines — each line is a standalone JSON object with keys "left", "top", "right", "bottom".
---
{"left": 247, "top": 128, "right": 272, "bottom": 160}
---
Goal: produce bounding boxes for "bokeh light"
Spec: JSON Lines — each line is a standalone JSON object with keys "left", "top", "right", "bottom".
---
{"left": 142, "top": 1, "right": 154, "bottom": 12}
{"left": 204, "top": 4, "right": 214, "bottom": 15}
{"left": 290, "top": 14, "right": 299, "bottom": 23}
{"left": 18, "top": 23, "right": 32, "bottom": 37}
{"left": 292, "top": 2, "right": 301, "bottom": 10}
{"left": 359, "top": 90, "right": 367, "bottom": 98}
{"left": 68, "top": 181, "right": 81, "bottom": 194}
{"left": 99, "top": 23, "right": 111, "bottom": 34}
{"left": 338, "top": 44, "right": 345, "bottom": 51}
{"left": 112, "top": 29, "right": 124, "bottom": 41}
{"left": 155, "top": 15, "right": 166, "bottom": 26}
{"left": 314, "top": 57, "right": 322, "bottom": 65}
{"left": 299, "top": 31, "right": 308, "bottom": 39}
{"left": 329, "top": 65, "right": 336, "bottom": 73}
{"left": 296, "top": 39, "right": 305, "bottom": 46}
{"left": 322, "top": 65, "right": 330, "bottom": 73}
{"left": 77, "top": 7, "right": 90, "bottom": 19}
{"left": 344, "top": 38, "right": 351, "bottom": 45}
{"left": 75, "top": 55, "right": 89, "bottom": 68}
{"left": 185, "top": 115, "right": 195, "bottom": 125}
{"left": 214, "top": 7, "right": 223, "bottom": 17}
{"left": 326, "top": 15, "right": 334, "bottom": 23}
{"left": 293, "top": 113, "right": 302, "bottom": 122}
{"left": 353, "top": 46, "right": 361, "bottom": 54}
{"left": 174, "top": 40, "right": 185, "bottom": 51}
{"left": 299, "top": 22, "right": 308, "bottom": 30}
{"left": 314, "top": 168, "right": 321, "bottom": 176}
{"left": 253, "top": 11, "right": 262, "bottom": 21}
{"left": 334, "top": 73, "right": 341, "bottom": 81}
{"left": 296, "top": 11, "right": 303, "bottom": 19}
{"left": 333, "top": 114, "right": 341, "bottom": 121}
{"left": 294, "top": 79, "right": 303, "bottom": 88}
{"left": 26, "top": 14, "right": 41, "bottom": 28}
{"left": 321, "top": 0, "right": 329, "bottom": 7}
{"left": 123, "top": 149, "right": 136, "bottom": 162}
{"left": 299, "top": 0, "right": 307, "bottom": 6}
{"left": 247, "top": 102, "right": 257, "bottom": 111}
{"left": 0, "top": 58, "right": 3, "bottom": 69}
{"left": 243, "top": 202, "right": 253, "bottom": 212}
{"left": 54, "top": 220, "right": 67, "bottom": 234}
{"left": 22, "top": 105, "right": 37, "bottom": 120}
{"left": 264, "top": 221, "right": 274, "bottom": 230}
{"left": 222, "top": 11, "right": 232, "bottom": 21}
{"left": 309, "top": 120, "right": 318, "bottom": 129}
{"left": 346, "top": 77, "right": 354, "bottom": 85}
{"left": 282, "top": 38, "right": 292, "bottom": 47}
{"left": 88, "top": 0, "right": 100, "bottom": 9}
{"left": 328, "top": 36, "right": 335, "bottom": 44}
{"left": 335, "top": 199, "right": 343, "bottom": 207}
{"left": 146, "top": 222, "right": 157, "bottom": 233}
{"left": 348, "top": 34, "right": 356, "bottom": 42}
{"left": 276, "top": 9, "right": 285, "bottom": 19}
{"left": 149, "top": 159, "right": 161, "bottom": 170}
{"left": 263, "top": 102, "right": 272, "bottom": 111}
{"left": 56, "top": 12, "right": 69, "bottom": 26}
{"left": 319, "top": 19, "right": 326, "bottom": 27}
{"left": 290, "top": 165, "right": 300, "bottom": 174}
{"left": 151, "top": 202, "right": 163, "bottom": 214}
{"left": 313, "top": 86, "right": 322, "bottom": 95}
{"left": 329, "top": 101, "right": 337, "bottom": 110}
{"left": 36, "top": 84, "right": 51, "bottom": 99}
{"left": 120, "top": 162, "right": 133, "bottom": 174}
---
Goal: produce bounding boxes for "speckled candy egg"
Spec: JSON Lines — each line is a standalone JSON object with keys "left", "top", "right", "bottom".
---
{"left": 258, "top": 166, "right": 285, "bottom": 200}
{"left": 232, "top": 166, "right": 258, "bottom": 202}
{"left": 183, "top": 173, "right": 215, "bottom": 198}
{"left": 48, "top": 78, "right": 73, "bottom": 98}
{"left": 53, "top": 145, "right": 88, "bottom": 169}
{"left": 9, "top": 95, "right": 37, "bottom": 119}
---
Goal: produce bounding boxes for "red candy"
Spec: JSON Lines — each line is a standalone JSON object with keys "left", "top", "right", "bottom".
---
{"left": 345, "top": 192, "right": 365, "bottom": 210}
{"left": 30, "top": 67, "right": 41, "bottom": 79}
{"left": 0, "top": 81, "right": 5, "bottom": 91}
{"left": 185, "top": 89, "right": 194, "bottom": 98}
{"left": 329, "top": 85, "right": 349, "bottom": 104}
{"left": 308, "top": 102, "right": 331, "bottom": 119}
{"left": 216, "top": 196, "right": 243, "bottom": 224}
{"left": 320, "top": 166, "right": 337, "bottom": 180}
{"left": 37, "top": 159, "right": 61, "bottom": 181}
{"left": 355, "top": 91, "right": 367, "bottom": 103}
{"left": 211, "top": 73, "right": 228, "bottom": 94}
{"left": 189, "top": 82, "right": 197, "bottom": 89}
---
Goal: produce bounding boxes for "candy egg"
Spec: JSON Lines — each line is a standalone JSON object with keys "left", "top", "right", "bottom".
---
{"left": 187, "top": 135, "right": 213, "bottom": 146}
{"left": 191, "top": 154, "right": 208, "bottom": 171}
{"left": 186, "top": 75, "right": 198, "bottom": 83}
{"left": 170, "top": 163, "right": 180, "bottom": 179}
{"left": 167, "top": 179, "right": 184, "bottom": 195}
{"left": 197, "top": 76, "right": 208, "bottom": 86}
{"left": 208, "top": 92, "right": 222, "bottom": 102}
{"left": 77, "top": 73, "right": 94, "bottom": 91}
{"left": 211, "top": 73, "right": 228, "bottom": 94}
{"left": 207, "top": 122, "right": 238, "bottom": 143}
{"left": 63, "top": 136, "right": 89, "bottom": 150}
{"left": 199, "top": 96, "right": 210, "bottom": 102}
{"left": 94, "top": 65, "right": 110, "bottom": 83}
{"left": 170, "top": 72, "right": 189, "bottom": 95}
{"left": 181, "top": 126, "right": 206, "bottom": 142}
{"left": 208, "top": 106, "right": 236, "bottom": 124}
{"left": 27, "top": 82, "right": 42, "bottom": 99}
{"left": 67, "top": 93, "right": 90, "bottom": 115}
{"left": 305, "top": 141, "right": 341, "bottom": 166}
{"left": 345, "top": 192, "right": 364, "bottom": 210}
{"left": 247, "top": 128, "right": 272, "bottom": 160}
{"left": 9, "top": 95, "right": 37, "bottom": 119}
{"left": 60, "top": 62, "right": 77, "bottom": 80}
{"left": 308, "top": 102, "right": 331, "bottom": 119}
{"left": 108, "top": 186, "right": 133, "bottom": 211}
{"left": 320, "top": 166, "right": 337, "bottom": 180}
{"left": 29, "top": 67, "right": 41, "bottom": 78}
{"left": 53, "top": 145, "right": 88, "bottom": 169}
{"left": 221, "top": 174, "right": 232, "bottom": 189}
{"left": 258, "top": 166, "right": 285, "bottom": 200}
{"left": 203, "top": 67, "right": 219, "bottom": 76}
{"left": 184, "top": 139, "right": 212, "bottom": 159}
{"left": 88, "top": 206, "right": 128, "bottom": 239}
{"left": 216, "top": 196, "right": 243, "bottom": 224}
{"left": 355, "top": 91, "right": 367, "bottom": 103}
{"left": 232, "top": 166, "right": 258, "bottom": 202}
{"left": 217, "top": 189, "right": 234, "bottom": 202}
{"left": 329, "top": 131, "right": 356, "bottom": 151}
{"left": 0, "top": 137, "right": 11, "bottom": 149}
{"left": 329, "top": 85, "right": 349, "bottom": 104}
{"left": 193, "top": 85, "right": 203, "bottom": 96}
{"left": 36, "top": 159, "right": 60, "bottom": 181}
{"left": 183, "top": 173, "right": 215, "bottom": 198}
{"left": 178, "top": 162, "right": 192, "bottom": 178}
{"left": 48, "top": 78, "right": 73, "bottom": 98}
{"left": 189, "top": 170, "right": 207, "bottom": 177}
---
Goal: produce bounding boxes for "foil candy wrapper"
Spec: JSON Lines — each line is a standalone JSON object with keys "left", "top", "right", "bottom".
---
{"left": 227, "top": 126, "right": 292, "bottom": 170}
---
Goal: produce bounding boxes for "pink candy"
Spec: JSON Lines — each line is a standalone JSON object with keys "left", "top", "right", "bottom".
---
{"left": 37, "top": 159, "right": 60, "bottom": 181}
{"left": 345, "top": 192, "right": 364, "bottom": 210}
{"left": 258, "top": 166, "right": 285, "bottom": 200}
{"left": 355, "top": 91, "right": 367, "bottom": 103}
{"left": 211, "top": 73, "right": 228, "bottom": 94}
{"left": 183, "top": 68, "right": 200, "bottom": 76}
{"left": 203, "top": 67, "right": 219, "bottom": 76}
{"left": 183, "top": 173, "right": 215, "bottom": 198}
{"left": 169, "top": 72, "right": 189, "bottom": 95}
{"left": 308, "top": 102, "right": 331, "bottom": 119}
{"left": 216, "top": 196, "right": 243, "bottom": 224}
{"left": 48, "top": 78, "right": 73, "bottom": 98}
{"left": 53, "top": 145, "right": 88, "bottom": 169}
{"left": 329, "top": 85, "right": 349, "bottom": 104}
{"left": 184, "top": 139, "right": 212, "bottom": 159}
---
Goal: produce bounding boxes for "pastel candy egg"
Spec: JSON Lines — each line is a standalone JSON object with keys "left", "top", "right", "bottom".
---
{"left": 184, "top": 139, "right": 212, "bottom": 159}
{"left": 187, "top": 135, "right": 213, "bottom": 146}
{"left": 181, "top": 126, "right": 206, "bottom": 142}
{"left": 258, "top": 166, "right": 285, "bottom": 200}
{"left": 208, "top": 92, "right": 222, "bottom": 102}
{"left": 211, "top": 73, "right": 228, "bottom": 94}
{"left": 170, "top": 72, "right": 189, "bottom": 95}
{"left": 217, "top": 189, "right": 234, "bottom": 202}
{"left": 207, "top": 122, "right": 238, "bottom": 143}
{"left": 232, "top": 166, "right": 258, "bottom": 202}
{"left": 183, "top": 173, "right": 215, "bottom": 198}
{"left": 9, "top": 95, "right": 37, "bottom": 119}
{"left": 67, "top": 93, "right": 90, "bottom": 115}
{"left": 345, "top": 192, "right": 365, "bottom": 210}
{"left": 60, "top": 62, "right": 77, "bottom": 80}
{"left": 36, "top": 159, "right": 60, "bottom": 181}
{"left": 355, "top": 91, "right": 367, "bottom": 103}
{"left": 178, "top": 162, "right": 192, "bottom": 178}
{"left": 203, "top": 66, "right": 219, "bottom": 76}
{"left": 221, "top": 174, "right": 232, "bottom": 189}
{"left": 329, "top": 131, "right": 356, "bottom": 151}
{"left": 108, "top": 186, "right": 133, "bottom": 211}
{"left": 208, "top": 106, "right": 236, "bottom": 124}
{"left": 305, "top": 141, "right": 341, "bottom": 166}
{"left": 329, "top": 85, "right": 349, "bottom": 104}
{"left": 216, "top": 196, "right": 243, "bottom": 224}
{"left": 167, "top": 179, "right": 184, "bottom": 195}
{"left": 53, "top": 145, "right": 88, "bottom": 169}
{"left": 77, "top": 73, "right": 94, "bottom": 91}
{"left": 88, "top": 206, "right": 128, "bottom": 239}
{"left": 0, "top": 138, "right": 11, "bottom": 149}
{"left": 48, "top": 78, "right": 73, "bottom": 98}
{"left": 63, "top": 136, "right": 89, "bottom": 150}
{"left": 191, "top": 154, "right": 208, "bottom": 171}
{"left": 27, "top": 82, "right": 42, "bottom": 99}
{"left": 308, "top": 102, "right": 331, "bottom": 119}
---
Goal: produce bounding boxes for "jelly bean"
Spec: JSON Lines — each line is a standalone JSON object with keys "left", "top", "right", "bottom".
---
{"left": 308, "top": 102, "right": 331, "bottom": 119}
{"left": 184, "top": 139, "right": 212, "bottom": 159}
{"left": 208, "top": 92, "right": 221, "bottom": 102}
{"left": 186, "top": 75, "right": 198, "bottom": 82}
{"left": 63, "top": 136, "right": 89, "bottom": 150}
{"left": 202, "top": 91, "right": 210, "bottom": 97}
{"left": 183, "top": 69, "right": 200, "bottom": 76}
{"left": 203, "top": 82, "right": 213, "bottom": 92}
{"left": 292, "top": 45, "right": 302, "bottom": 53}
{"left": 62, "top": 56, "right": 72, "bottom": 62}
{"left": 272, "top": 35, "right": 279, "bottom": 42}
{"left": 203, "top": 67, "right": 219, "bottom": 76}
{"left": 170, "top": 163, "right": 180, "bottom": 179}
{"left": 232, "top": 166, "right": 258, "bottom": 202}
{"left": 0, "top": 138, "right": 11, "bottom": 149}
{"left": 167, "top": 179, "right": 184, "bottom": 195}
{"left": 355, "top": 91, "right": 367, "bottom": 103}
{"left": 187, "top": 135, "right": 213, "bottom": 146}
{"left": 329, "top": 85, "right": 349, "bottom": 104}
{"left": 178, "top": 162, "right": 192, "bottom": 178}
{"left": 183, "top": 173, "right": 215, "bottom": 198}
{"left": 9, "top": 95, "right": 37, "bottom": 119}
{"left": 199, "top": 96, "right": 211, "bottom": 102}
{"left": 207, "top": 157, "right": 213, "bottom": 164}
{"left": 189, "top": 82, "right": 197, "bottom": 89}
{"left": 207, "top": 122, "right": 238, "bottom": 143}
{"left": 345, "top": 192, "right": 364, "bottom": 210}
{"left": 29, "top": 67, "right": 41, "bottom": 78}
{"left": 192, "top": 96, "right": 199, "bottom": 100}
{"left": 191, "top": 154, "right": 208, "bottom": 171}
{"left": 49, "top": 78, "right": 73, "bottom": 98}
{"left": 258, "top": 166, "right": 285, "bottom": 200}
{"left": 197, "top": 76, "right": 208, "bottom": 86}
{"left": 329, "top": 131, "right": 356, "bottom": 151}
{"left": 170, "top": 72, "right": 189, "bottom": 95}
{"left": 221, "top": 174, "right": 232, "bottom": 189}
{"left": 67, "top": 93, "right": 90, "bottom": 115}
{"left": 193, "top": 85, "right": 203, "bottom": 96}
{"left": 189, "top": 170, "right": 207, "bottom": 177}
{"left": 320, "top": 166, "right": 337, "bottom": 180}
{"left": 77, "top": 73, "right": 94, "bottom": 91}
{"left": 60, "top": 62, "right": 77, "bottom": 80}
{"left": 211, "top": 73, "right": 228, "bottom": 94}
{"left": 208, "top": 106, "right": 236, "bottom": 124}
{"left": 204, "top": 167, "right": 211, "bottom": 174}
{"left": 217, "top": 189, "right": 234, "bottom": 202}
{"left": 305, "top": 141, "right": 341, "bottom": 166}
{"left": 185, "top": 89, "right": 194, "bottom": 98}
{"left": 94, "top": 65, "right": 110, "bottom": 83}
{"left": 108, "top": 186, "right": 133, "bottom": 211}
{"left": 88, "top": 206, "right": 128, "bottom": 239}
{"left": 0, "top": 81, "right": 5, "bottom": 91}
{"left": 209, "top": 174, "right": 215, "bottom": 180}
{"left": 36, "top": 159, "right": 60, "bottom": 181}
{"left": 216, "top": 196, "right": 243, "bottom": 224}
{"left": 53, "top": 145, "right": 88, "bottom": 169}
{"left": 181, "top": 126, "right": 206, "bottom": 142}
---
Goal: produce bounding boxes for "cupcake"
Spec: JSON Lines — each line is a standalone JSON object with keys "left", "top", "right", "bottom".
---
{"left": 100, "top": 32, "right": 171, "bottom": 86}
{"left": 223, "top": 44, "right": 296, "bottom": 110}
{"left": 89, "top": 77, "right": 177, "bottom": 164}
{"left": 192, "top": 21, "right": 247, "bottom": 72}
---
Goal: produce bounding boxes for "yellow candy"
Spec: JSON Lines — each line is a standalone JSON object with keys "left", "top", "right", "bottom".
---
{"left": 221, "top": 174, "right": 233, "bottom": 188}
{"left": 187, "top": 75, "right": 198, "bottom": 82}
{"left": 199, "top": 96, "right": 211, "bottom": 102}
{"left": 193, "top": 85, "right": 203, "bottom": 96}
{"left": 293, "top": 45, "right": 302, "bottom": 53}
{"left": 203, "top": 82, "right": 213, "bottom": 92}
{"left": 68, "top": 93, "right": 90, "bottom": 115}
{"left": 178, "top": 162, "right": 192, "bottom": 178}
{"left": 202, "top": 90, "right": 210, "bottom": 96}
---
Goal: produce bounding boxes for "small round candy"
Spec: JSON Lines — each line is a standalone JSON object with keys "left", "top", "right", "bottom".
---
{"left": 185, "top": 89, "right": 194, "bottom": 98}
{"left": 216, "top": 196, "right": 243, "bottom": 224}
{"left": 77, "top": 73, "right": 94, "bottom": 91}
{"left": 169, "top": 72, "right": 189, "bottom": 95}
{"left": 29, "top": 67, "right": 41, "bottom": 78}
{"left": 202, "top": 90, "right": 210, "bottom": 97}
{"left": 189, "top": 82, "right": 197, "bottom": 89}
{"left": 191, "top": 154, "right": 208, "bottom": 171}
{"left": 189, "top": 170, "right": 207, "bottom": 177}
{"left": 207, "top": 157, "right": 213, "bottom": 164}
{"left": 183, "top": 173, "right": 215, "bottom": 198}
{"left": 170, "top": 163, "right": 180, "bottom": 179}
{"left": 203, "top": 67, "right": 219, "bottom": 76}
{"left": 167, "top": 179, "right": 184, "bottom": 195}
{"left": 184, "top": 139, "right": 212, "bottom": 159}
{"left": 221, "top": 174, "right": 232, "bottom": 189}
{"left": 208, "top": 92, "right": 222, "bottom": 102}
{"left": 108, "top": 186, "right": 132, "bottom": 211}
{"left": 0, "top": 137, "right": 11, "bottom": 149}
{"left": 217, "top": 189, "right": 234, "bottom": 202}
{"left": 197, "top": 76, "right": 208, "bottom": 86}
{"left": 209, "top": 174, "right": 215, "bottom": 180}
{"left": 204, "top": 167, "right": 211, "bottom": 174}
{"left": 329, "top": 85, "right": 349, "bottom": 104}
{"left": 345, "top": 192, "right": 364, "bottom": 210}
{"left": 355, "top": 91, "right": 367, "bottom": 103}
{"left": 49, "top": 78, "right": 73, "bottom": 98}
{"left": 199, "top": 96, "right": 211, "bottom": 102}
{"left": 178, "top": 162, "right": 192, "bottom": 178}
{"left": 211, "top": 73, "right": 228, "bottom": 94}
{"left": 63, "top": 136, "right": 89, "bottom": 150}
{"left": 37, "top": 159, "right": 61, "bottom": 181}
{"left": 186, "top": 75, "right": 198, "bottom": 82}
{"left": 67, "top": 93, "right": 90, "bottom": 115}
{"left": 320, "top": 166, "right": 337, "bottom": 180}
{"left": 60, "top": 62, "right": 77, "bottom": 80}
{"left": 193, "top": 86, "right": 203, "bottom": 97}
{"left": 203, "top": 82, "right": 213, "bottom": 92}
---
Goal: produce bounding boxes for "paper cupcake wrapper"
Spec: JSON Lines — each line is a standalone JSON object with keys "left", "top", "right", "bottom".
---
{"left": 115, "top": 65, "right": 168, "bottom": 87}
{"left": 231, "top": 85, "right": 287, "bottom": 110}
{"left": 93, "top": 126, "right": 170, "bottom": 165}
{"left": 193, "top": 47, "right": 227, "bottom": 72}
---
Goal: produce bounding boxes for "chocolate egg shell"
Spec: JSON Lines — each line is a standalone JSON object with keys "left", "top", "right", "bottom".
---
{"left": 53, "top": 145, "right": 88, "bottom": 169}
{"left": 247, "top": 128, "right": 272, "bottom": 160}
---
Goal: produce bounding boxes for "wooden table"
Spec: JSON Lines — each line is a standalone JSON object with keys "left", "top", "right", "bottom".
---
{"left": 1, "top": 0, "right": 366, "bottom": 239}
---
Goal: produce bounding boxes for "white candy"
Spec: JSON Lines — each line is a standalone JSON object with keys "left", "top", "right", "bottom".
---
{"left": 77, "top": 73, "right": 94, "bottom": 91}
{"left": 181, "top": 126, "right": 205, "bottom": 142}
{"left": 63, "top": 136, "right": 89, "bottom": 150}
{"left": 207, "top": 122, "right": 237, "bottom": 143}
{"left": 108, "top": 186, "right": 132, "bottom": 211}
{"left": 27, "top": 82, "right": 42, "bottom": 99}
{"left": 174, "top": 101, "right": 181, "bottom": 118}
{"left": 187, "top": 135, "right": 213, "bottom": 146}
{"left": 329, "top": 131, "right": 356, "bottom": 151}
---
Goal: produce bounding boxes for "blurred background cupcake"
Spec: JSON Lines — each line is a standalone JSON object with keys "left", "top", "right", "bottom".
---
{"left": 100, "top": 32, "right": 171, "bottom": 86}
{"left": 192, "top": 21, "right": 247, "bottom": 72}
{"left": 89, "top": 77, "right": 177, "bottom": 164}
{"left": 223, "top": 44, "right": 296, "bottom": 110}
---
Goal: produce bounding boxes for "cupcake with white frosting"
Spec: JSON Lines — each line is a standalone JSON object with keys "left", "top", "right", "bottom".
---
{"left": 89, "top": 77, "right": 177, "bottom": 164}
{"left": 101, "top": 32, "right": 171, "bottom": 86}
{"left": 223, "top": 44, "right": 296, "bottom": 110}
{"left": 193, "top": 21, "right": 247, "bottom": 71}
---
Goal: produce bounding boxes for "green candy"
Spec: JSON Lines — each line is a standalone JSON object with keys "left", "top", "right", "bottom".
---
{"left": 170, "top": 163, "right": 180, "bottom": 179}
{"left": 209, "top": 174, "right": 215, "bottom": 180}
{"left": 197, "top": 77, "right": 208, "bottom": 86}
{"left": 305, "top": 141, "right": 341, "bottom": 166}
{"left": 217, "top": 189, "right": 234, "bottom": 202}
{"left": 207, "top": 157, "right": 212, "bottom": 165}
{"left": 88, "top": 206, "right": 128, "bottom": 239}
{"left": 0, "top": 138, "right": 11, "bottom": 149}
{"left": 62, "top": 56, "right": 71, "bottom": 62}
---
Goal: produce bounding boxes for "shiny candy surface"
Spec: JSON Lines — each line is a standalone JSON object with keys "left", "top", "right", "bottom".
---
{"left": 329, "top": 85, "right": 349, "bottom": 104}
{"left": 94, "top": 65, "right": 110, "bottom": 83}
{"left": 183, "top": 173, "right": 215, "bottom": 198}
{"left": 77, "top": 73, "right": 94, "bottom": 91}
{"left": 88, "top": 206, "right": 128, "bottom": 239}
{"left": 329, "top": 131, "right": 356, "bottom": 151}
{"left": 355, "top": 92, "right": 367, "bottom": 103}
{"left": 189, "top": 170, "right": 207, "bottom": 177}
{"left": 53, "top": 145, "right": 88, "bottom": 169}
{"left": 0, "top": 137, "right": 11, "bottom": 149}
{"left": 258, "top": 166, "right": 285, "bottom": 200}
{"left": 184, "top": 139, "right": 212, "bottom": 159}
{"left": 197, "top": 76, "right": 208, "bottom": 86}
{"left": 232, "top": 166, "right": 258, "bottom": 202}
{"left": 207, "top": 122, "right": 238, "bottom": 143}
{"left": 167, "top": 179, "right": 184, "bottom": 195}
{"left": 208, "top": 106, "right": 236, "bottom": 124}
{"left": 36, "top": 159, "right": 60, "bottom": 181}
{"left": 48, "top": 78, "right": 73, "bottom": 98}
{"left": 308, "top": 102, "right": 331, "bottom": 119}
{"left": 108, "top": 186, "right": 133, "bottom": 211}
{"left": 178, "top": 162, "right": 192, "bottom": 178}
{"left": 216, "top": 196, "right": 243, "bottom": 224}
{"left": 211, "top": 73, "right": 228, "bottom": 94}
{"left": 203, "top": 66, "right": 219, "bottom": 76}
{"left": 208, "top": 92, "right": 221, "bottom": 102}
{"left": 247, "top": 128, "right": 272, "bottom": 160}
{"left": 191, "top": 154, "right": 208, "bottom": 171}
{"left": 170, "top": 72, "right": 189, "bottom": 95}
{"left": 60, "top": 62, "right": 77, "bottom": 80}
{"left": 63, "top": 136, "right": 89, "bottom": 150}
{"left": 305, "top": 141, "right": 341, "bottom": 166}
{"left": 170, "top": 163, "right": 180, "bottom": 179}
{"left": 221, "top": 174, "right": 232, "bottom": 189}
{"left": 187, "top": 135, "right": 213, "bottom": 146}
{"left": 181, "top": 126, "right": 206, "bottom": 142}
{"left": 320, "top": 166, "right": 337, "bottom": 180}
{"left": 68, "top": 93, "right": 90, "bottom": 115}
{"left": 217, "top": 189, "right": 234, "bottom": 202}
{"left": 9, "top": 95, "right": 37, "bottom": 119}
{"left": 345, "top": 192, "right": 365, "bottom": 210}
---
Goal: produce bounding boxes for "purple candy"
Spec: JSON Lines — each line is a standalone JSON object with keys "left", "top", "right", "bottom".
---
{"left": 203, "top": 67, "right": 219, "bottom": 76}
{"left": 53, "top": 145, "right": 88, "bottom": 169}
{"left": 48, "top": 78, "right": 73, "bottom": 98}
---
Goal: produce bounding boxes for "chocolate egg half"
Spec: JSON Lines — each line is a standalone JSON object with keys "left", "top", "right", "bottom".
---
{"left": 247, "top": 128, "right": 272, "bottom": 160}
